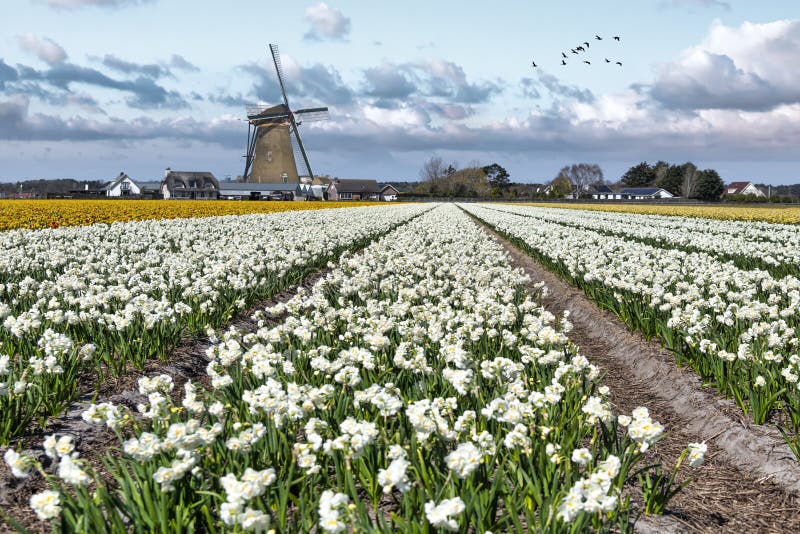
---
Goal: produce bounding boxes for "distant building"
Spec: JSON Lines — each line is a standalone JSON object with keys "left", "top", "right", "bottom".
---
{"left": 217, "top": 182, "right": 303, "bottom": 201}
{"left": 590, "top": 184, "right": 621, "bottom": 200}
{"left": 327, "top": 179, "right": 380, "bottom": 201}
{"left": 379, "top": 183, "right": 403, "bottom": 201}
{"left": 104, "top": 173, "right": 161, "bottom": 197}
{"left": 619, "top": 187, "right": 675, "bottom": 200}
{"left": 161, "top": 169, "right": 219, "bottom": 200}
{"left": 723, "top": 181, "right": 765, "bottom": 197}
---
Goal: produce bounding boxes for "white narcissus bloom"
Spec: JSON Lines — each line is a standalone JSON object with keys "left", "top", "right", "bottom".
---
{"left": 425, "top": 497, "right": 465, "bottom": 532}
{"left": 30, "top": 490, "right": 61, "bottom": 521}
{"left": 4, "top": 449, "right": 34, "bottom": 478}
{"left": 571, "top": 448, "right": 593, "bottom": 466}
{"left": 445, "top": 441, "right": 483, "bottom": 479}
{"left": 687, "top": 442, "right": 707, "bottom": 467}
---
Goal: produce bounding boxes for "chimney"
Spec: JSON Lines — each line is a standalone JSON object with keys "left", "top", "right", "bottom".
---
{"left": 164, "top": 167, "right": 171, "bottom": 179}
{"left": 84, "top": 183, "right": 88, "bottom": 191}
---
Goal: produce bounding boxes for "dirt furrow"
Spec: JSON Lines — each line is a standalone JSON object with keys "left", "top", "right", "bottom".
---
{"left": 482, "top": 224, "right": 800, "bottom": 533}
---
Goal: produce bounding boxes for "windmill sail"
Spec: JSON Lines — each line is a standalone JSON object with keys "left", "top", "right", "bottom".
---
{"left": 243, "top": 44, "right": 330, "bottom": 183}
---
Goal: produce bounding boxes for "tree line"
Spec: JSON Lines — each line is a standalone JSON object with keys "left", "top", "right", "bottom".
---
{"left": 410, "top": 157, "right": 784, "bottom": 201}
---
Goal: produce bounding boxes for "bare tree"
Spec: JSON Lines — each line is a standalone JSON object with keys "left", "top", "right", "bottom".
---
{"left": 555, "top": 163, "right": 604, "bottom": 198}
{"left": 680, "top": 162, "right": 699, "bottom": 198}
{"left": 420, "top": 156, "right": 446, "bottom": 183}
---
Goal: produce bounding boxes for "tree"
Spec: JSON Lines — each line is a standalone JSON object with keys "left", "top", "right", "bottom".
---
{"left": 693, "top": 169, "right": 724, "bottom": 200}
{"left": 549, "top": 175, "right": 572, "bottom": 197}
{"left": 621, "top": 162, "right": 655, "bottom": 187}
{"left": 655, "top": 164, "right": 684, "bottom": 196}
{"left": 680, "top": 162, "right": 699, "bottom": 198}
{"left": 420, "top": 156, "right": 446, "bottom": 183}
{"left": 555, "top": 163, "right": 604, "bottom": 198}
{"left": 482, "top": 163, "right": 510, "bottom": 188}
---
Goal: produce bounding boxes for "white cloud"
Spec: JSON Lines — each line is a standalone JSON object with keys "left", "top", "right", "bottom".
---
{"left": 16, "top": 34, "right": 67, "bottom": 66}
{"left": 652, "top": 20, "right": 800, "bottom": 111}
{"left": 304, "top": 2, "right": 351, "bottom": 41}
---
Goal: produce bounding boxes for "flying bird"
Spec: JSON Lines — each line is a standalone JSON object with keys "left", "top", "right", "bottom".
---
{"left": 616, "top": 61, "right": 623, "bottom": 66}
{"left": 583, "top": 42, "right": 590, "bottom": 48}
{"left": 576, "top": 46, "right": 585, "bottom": 52}
{"left": 605, "top": 58, "right": 611, "bottom": 63}
{"left": 571, "top": 48, "right": 578, "bottom": 54}
{"left": 531, "top": 61, "right": 538, "bottom": 67}
{"left": 562, "top": 52, "right": 568, "bottom": 58}
{"left": 561, "top": 59, "right": 567, "bottom": 66}
{"left": 583, "top": 60, "right": 591, "bottom": 65}
{"left": 595, "top": 35, "right": 603, "bottom": 40}
{"left": 613, "top": 36, "right": 620, "bottom": 41}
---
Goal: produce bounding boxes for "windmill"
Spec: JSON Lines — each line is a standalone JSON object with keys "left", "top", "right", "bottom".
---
{"left": 243, "top": 44, "right": 330, "bottom": 183}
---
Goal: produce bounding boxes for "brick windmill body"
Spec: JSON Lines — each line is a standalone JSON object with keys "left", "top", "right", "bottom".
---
{"left": 243, "top": 44, "right": 329, "bottom": 184}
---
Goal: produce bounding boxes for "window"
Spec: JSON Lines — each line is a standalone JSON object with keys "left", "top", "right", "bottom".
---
{"left": 267, "top": 151, "right": 273, "bottom": 162}
{"left": 340, "top": 192, "right": 352, "bottom": 200}
{"left": 282, "top": 173, "right": 288, "bottom": 184}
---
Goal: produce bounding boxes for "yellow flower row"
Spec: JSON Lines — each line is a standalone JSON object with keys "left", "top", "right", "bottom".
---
{"left": 516, "top": 202, "right": 800, "bottom": 224}
{"left": 0, "top": 200, "right": 387, "bottom": 231}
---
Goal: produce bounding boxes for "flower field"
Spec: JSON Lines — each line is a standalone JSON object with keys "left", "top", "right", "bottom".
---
{"left": 519, "top": 202, "right": 800, "bottom": 224}
{"left": 1, "top": 204, "right": 703, "bottom": 532}
{"left": 0, "top": 200, "right": 386, "bottom": 231}
{"left": 463, "top": 203, "right": 800, "bottom": 451}
{"left": 0, "top": 204, "right": 428, "bottom": 443}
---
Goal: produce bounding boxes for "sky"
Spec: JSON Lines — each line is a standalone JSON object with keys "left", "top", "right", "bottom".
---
{"left": 1, "top": 0, "right": 800, "bottom": 184}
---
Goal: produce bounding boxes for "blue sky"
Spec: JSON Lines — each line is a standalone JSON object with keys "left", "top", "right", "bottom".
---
{"left": 1, "top": 0, "right": 800, "bottom": 184}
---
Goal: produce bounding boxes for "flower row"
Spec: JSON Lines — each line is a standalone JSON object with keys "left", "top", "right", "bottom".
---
{"left": 0, "top": 204, "right": 429, "bottom": 443}
{"left": 463, "top": 203, "right": 800, "bottom": 432}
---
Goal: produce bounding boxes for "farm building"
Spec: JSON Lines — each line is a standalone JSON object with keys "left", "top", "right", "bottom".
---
{"left": 724, "top": 181, "right": 765, "bottom": 197}
{"left": 590, "top": 184, "right": 621, "bottom": 200}
{"left": 105, "top": 173, "right": 161, "bottom": 197}
{"left": 217, "top": 182, "right": 304, "bottom": 201}
{"left": 161, "top": 169, "right": 220, "bottom": 200}
{"left": 619, "top": 187, "right": 675, "bottom": 200}
{"left": 379, "top": 183, "right": 404, "bottom": 201}
{"left": 327, "top": 179, "right": 381, "bottom": 201}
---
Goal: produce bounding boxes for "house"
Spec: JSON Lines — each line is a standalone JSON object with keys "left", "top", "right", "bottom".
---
{"left": 217, "top": 182, "right": 303, "bottom": 201}
{"left": 161, "top": 169, "right": 219, "bottom": 200}
{"left": 590, "top": 184, "right": 621, "bottom": 200}
{"left": 299, "top": 183, "right": 326, "bottom": 200}
{"left": 723, "top": 181, "right": 765, "bottom": 197}
{"left": 104, "top": 173, "right": 161, "bottom": 197}
{"left": 619, "top": 187, "right": 675, "bottom": 200}
{"left": 327, "top": 179, "right": 381, "bottom": 201}
{"left": 379, "top": 183, "right": 404, "bottom": 201}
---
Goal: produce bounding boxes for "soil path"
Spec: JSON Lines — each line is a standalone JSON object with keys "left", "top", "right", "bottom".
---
{"left": 481, "top": 224, "right": 800, "bottom": 533}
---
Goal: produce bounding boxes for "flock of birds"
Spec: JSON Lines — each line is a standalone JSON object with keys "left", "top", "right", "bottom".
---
{"left": 531, "top": 35, "right": 622, "bottom": 68}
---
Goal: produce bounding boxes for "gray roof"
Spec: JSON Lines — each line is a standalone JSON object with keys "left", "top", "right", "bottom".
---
{"left": 138, "top": 181, "right": 162, "bottom": 191}
{"left": 593, "top": 184, "right": 615, "bottom": 193}
{"left": 620, "top": 188, "right": 667, "bottom": 195}
{"left": 332, "top": 179, "right": 380, "bottom": 193}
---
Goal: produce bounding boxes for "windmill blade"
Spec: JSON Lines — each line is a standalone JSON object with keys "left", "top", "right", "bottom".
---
{"left": 289, "top": 117, "right": 315, "bottom": 180}
{"left": 294, "top": 107, "right": 330, "bottom": 123}
{"left": 269, "top": 43, "right": 292, "bottom": 111}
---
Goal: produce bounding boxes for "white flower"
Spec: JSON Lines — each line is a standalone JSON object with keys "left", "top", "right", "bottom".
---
{"left": 30, "top": 490, "right": 61, "bottom": 521}
{"left": 571, "top": 448, "right": 593, "bottom": 466}
{"left": 57, "top": 455, "right": 90, "bottom": 486}
{"left": 686, "top": 442, "right": 707, "bottom": 467}
{"left": 378, "top": 457, "right": 411, "bottom": 494}
{"left": 425, "top": 497, "right": 465, "bottom": 531}
{"left": 445, "top": 441, "right": 483, "bottom": 479}
{"left": 4, "top": 449, "right": 34, "bottom": 478}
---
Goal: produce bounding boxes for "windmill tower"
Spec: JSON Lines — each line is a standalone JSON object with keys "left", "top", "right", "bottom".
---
{"left": 243, "top": 44, "right": 330, "bottom": 184}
